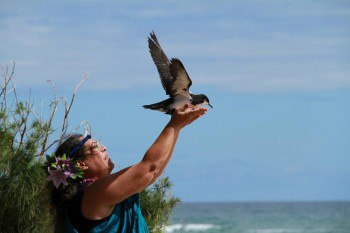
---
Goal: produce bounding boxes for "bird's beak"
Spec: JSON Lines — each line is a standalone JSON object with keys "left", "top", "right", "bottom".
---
{"left": 208, "top": 103, "right": 213, "bottom": 108}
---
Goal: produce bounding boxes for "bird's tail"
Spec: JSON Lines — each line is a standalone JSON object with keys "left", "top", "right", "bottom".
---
{"left": 143, "top": 99, "right": 172, "bottom": 114}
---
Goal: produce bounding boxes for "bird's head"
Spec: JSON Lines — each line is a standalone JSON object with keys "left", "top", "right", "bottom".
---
{"left": 199, "top": 94, "right": 213, "bottom": 108}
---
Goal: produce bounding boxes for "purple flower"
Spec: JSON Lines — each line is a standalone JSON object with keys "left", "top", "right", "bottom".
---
{"left": 56, "top": 156, "right": 71, "bottom": 167}
{"left": 47, "top": 166, "right": 73, "bottom": 188}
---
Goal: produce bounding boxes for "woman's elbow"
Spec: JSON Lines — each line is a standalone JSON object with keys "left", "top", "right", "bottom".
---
{"left": 155, "top": 170, "right": 163, "bottom": 178}
{"left": 137, "top": 161, "right": 162, "bottom": 186}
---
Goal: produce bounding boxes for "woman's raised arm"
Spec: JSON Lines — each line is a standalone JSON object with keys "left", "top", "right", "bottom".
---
{"left": 81, "top": 105, "right": 207, "bottom": 220}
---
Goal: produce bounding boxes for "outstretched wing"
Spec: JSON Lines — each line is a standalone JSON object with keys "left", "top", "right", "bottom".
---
{"left": 148, "top": 32, "right": 173, "bottom": 95}
{"left": 169, "top": 58, "right": 192, "bottom": 99}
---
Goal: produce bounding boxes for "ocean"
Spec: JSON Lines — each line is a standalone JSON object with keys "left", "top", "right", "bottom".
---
{"left": 166, "top": 202, "right": 350, "bottom": 233}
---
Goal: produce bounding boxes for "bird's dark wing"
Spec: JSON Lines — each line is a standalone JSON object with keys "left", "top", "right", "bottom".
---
{"left": 169, "top": 58, "right": 192, "bottom": 99}
{"left": 148, "top": 32, "right": 173, "bottom": 95}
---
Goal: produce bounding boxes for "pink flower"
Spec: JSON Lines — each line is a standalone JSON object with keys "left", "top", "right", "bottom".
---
{"left": 47, "top": 166, "right": 72, "bottom": 188}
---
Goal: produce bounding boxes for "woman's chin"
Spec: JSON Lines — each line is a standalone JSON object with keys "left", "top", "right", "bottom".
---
{"left": 108, "top": 160, "right": 115, "bottom": 170}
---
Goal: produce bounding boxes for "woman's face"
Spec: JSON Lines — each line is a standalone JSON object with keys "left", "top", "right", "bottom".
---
{"left": 81, "top": 137, "right": 114, "bottom": 178}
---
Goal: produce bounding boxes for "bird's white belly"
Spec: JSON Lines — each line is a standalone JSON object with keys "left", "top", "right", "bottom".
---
{"left": 193, "top": 103, "right": 204, "bottom": 109}
{"left": 170, "top": 99, "right": 190, "bottom": 110}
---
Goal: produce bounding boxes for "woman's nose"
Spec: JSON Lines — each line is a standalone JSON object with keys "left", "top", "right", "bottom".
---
{"left": 102, "top": 146, "right": 107, "bottom": 151}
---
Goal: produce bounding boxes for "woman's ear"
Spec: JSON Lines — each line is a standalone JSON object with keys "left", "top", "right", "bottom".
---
{"left": 76, "top": 160, "right": 89, "bottom": 170}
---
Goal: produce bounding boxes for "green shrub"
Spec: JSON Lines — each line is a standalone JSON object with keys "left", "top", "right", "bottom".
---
{"left": 141, "top": 177, "right": 181, "bottom": 233}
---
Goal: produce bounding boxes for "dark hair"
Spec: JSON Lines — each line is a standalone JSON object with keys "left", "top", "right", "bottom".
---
{"left": 50, "top": 133, "right": 84, "bottom": 233}
{"left": 55, "top": 133, "right": 85, "bottom": 160}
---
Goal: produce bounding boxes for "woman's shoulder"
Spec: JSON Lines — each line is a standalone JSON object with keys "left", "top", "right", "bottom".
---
{"left": 66, "top": 190, "right": 112, "bottom": 232}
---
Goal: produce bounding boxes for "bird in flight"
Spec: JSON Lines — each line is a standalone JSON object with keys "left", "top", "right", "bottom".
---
{"left": 143, "top": 32, "right": 212, "bottom": 114}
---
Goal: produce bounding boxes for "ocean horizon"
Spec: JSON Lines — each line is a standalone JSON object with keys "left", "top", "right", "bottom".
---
{"left": 166, "top": 201, "right": 350, "bottom": 233}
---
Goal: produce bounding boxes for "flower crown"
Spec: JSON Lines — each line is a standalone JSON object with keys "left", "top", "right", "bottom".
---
{"left": 46, "top": 154, "right": 84, "bottom": 189}
{"left": 46, "top": 135, "right": 91, "bottom": 189}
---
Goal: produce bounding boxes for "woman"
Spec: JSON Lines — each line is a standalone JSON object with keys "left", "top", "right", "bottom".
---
{"left": 49, "top": 104, "right": 207, "bottom": 233}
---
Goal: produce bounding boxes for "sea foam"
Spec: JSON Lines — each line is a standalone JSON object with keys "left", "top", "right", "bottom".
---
{"left": 249, "top": 229, "right": 330, "bottom": 233}
{"left": 248, "top": 229, "right": 304, "bottom": 233}
{"left": 165, "top": 223, "right": 218, "bottom": 232}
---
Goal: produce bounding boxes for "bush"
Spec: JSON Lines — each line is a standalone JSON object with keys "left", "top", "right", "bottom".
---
{"left": 141, "top": 177, "right": 181, "bottom": 233}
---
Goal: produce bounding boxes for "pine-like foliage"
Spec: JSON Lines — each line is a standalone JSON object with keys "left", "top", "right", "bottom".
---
{"left": 0, "top": 100, "right": 54, "bottom": 232}
{"left": 141, "top": 177, "right": 181, "bottom": 233}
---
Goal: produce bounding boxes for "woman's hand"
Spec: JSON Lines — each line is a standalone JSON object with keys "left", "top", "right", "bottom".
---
{"left": 168, "top": 104, "right": 208, "bottom": 130}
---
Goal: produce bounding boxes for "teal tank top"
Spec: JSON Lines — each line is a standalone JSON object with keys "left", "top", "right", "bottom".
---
{"left": 64, "top": 192, "right": 149, "bottom": 233}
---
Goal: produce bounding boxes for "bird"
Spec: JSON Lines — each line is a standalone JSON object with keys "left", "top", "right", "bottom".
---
{"left": 143, "top": 32, "right": 212, "bottom": 115}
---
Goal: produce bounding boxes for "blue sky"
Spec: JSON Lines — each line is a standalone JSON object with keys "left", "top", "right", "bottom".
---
{"left": 1, "top": 0, "right": 349, "bottom": 202}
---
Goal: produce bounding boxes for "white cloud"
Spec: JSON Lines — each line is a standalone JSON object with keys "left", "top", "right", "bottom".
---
{"left": 162, "top": 30, "right": 350, "bottom": 92}
{"left": 0, "top": 0, "right": 349, "bottom": 93}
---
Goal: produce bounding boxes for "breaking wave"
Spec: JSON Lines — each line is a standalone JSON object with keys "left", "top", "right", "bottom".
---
{"left": 165, "top": 223, "right": 219, "bottom": 232}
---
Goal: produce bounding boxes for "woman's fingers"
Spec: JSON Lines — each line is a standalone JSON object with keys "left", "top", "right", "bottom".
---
{"left": 180, "top": 103, "right": 195, "bottom": 112}
{"left": 182, "top": 103, "right": 189, "bottom": 111}
{"left": 189, "top": 108, "right": 207, "bottom": 122}
{"left": 193, "top": 115, "right": 201, "bottom": 121}
{"left": 191, "top": 108, "right": 207, "bottom": 116}
{"left": 171, "top": 106, "right": 208, "bottom": 128}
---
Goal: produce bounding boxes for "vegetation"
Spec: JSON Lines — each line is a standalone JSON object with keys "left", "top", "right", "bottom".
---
{"left": 0, "top": 62, "right": 70, "bottom": 232}
{"left": 0, "top": 63, "right": 180, "bottom": 233}
{"left": 141, "top": 177, "right": 181, "bottom": 233}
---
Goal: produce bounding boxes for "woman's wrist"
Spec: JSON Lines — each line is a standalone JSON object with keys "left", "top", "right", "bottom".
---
{"left": 166, "top": 120, "right": 183, "bottom": 131}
